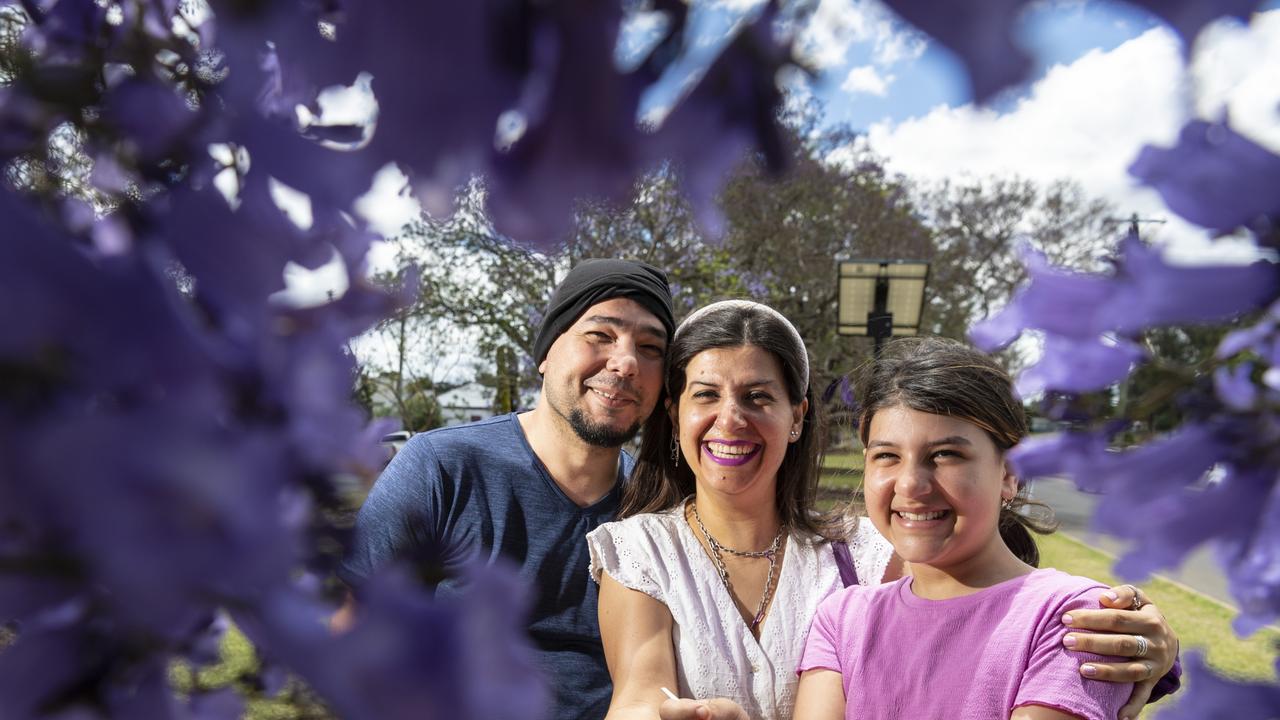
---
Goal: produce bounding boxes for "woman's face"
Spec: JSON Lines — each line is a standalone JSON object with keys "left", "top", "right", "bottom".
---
{"left": 672, "top": 344, "right": 806, "bottom": 504}
{"left": 862, "top": 405, "right": 1017, "bottom": 573}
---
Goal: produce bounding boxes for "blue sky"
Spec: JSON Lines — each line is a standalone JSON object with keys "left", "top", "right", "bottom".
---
{"left": 806, "top": 0, "right": 1271, "bottom": 130}
{"left": 781, "top": 0, "right": 1280, "bottom": 263}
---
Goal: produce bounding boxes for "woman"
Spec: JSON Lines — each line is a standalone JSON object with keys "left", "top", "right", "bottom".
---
{"left": 794, "top": 337, "right": 1137, "bottom": 719}
{"left": 587, "top": 301, "right": 1176, "bottom": 720}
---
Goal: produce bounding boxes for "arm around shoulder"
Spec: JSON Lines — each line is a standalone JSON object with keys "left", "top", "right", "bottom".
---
{"left": 598, "top": 571, "right": 678, "bottom": 720}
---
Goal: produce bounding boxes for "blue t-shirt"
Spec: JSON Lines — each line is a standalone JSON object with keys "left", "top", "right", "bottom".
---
{"left": 342, "top": 413, "right": 628, "bottom": 720}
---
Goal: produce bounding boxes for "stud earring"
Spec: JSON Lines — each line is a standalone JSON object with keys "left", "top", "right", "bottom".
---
{"left": 789, "top": 430, "right": 799, "bottom": 439}
{"left": 1001, "top": 497, "right": 1014, "bottom": 510}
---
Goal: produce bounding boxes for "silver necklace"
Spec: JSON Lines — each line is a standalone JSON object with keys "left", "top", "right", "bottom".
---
{"left": 688, "top": 499, "right": 785, "bottom": 632}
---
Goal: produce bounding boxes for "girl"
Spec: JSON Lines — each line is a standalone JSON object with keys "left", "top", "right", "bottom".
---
{"left": 795, "top": 337, "right": 1135, "bottom": 720}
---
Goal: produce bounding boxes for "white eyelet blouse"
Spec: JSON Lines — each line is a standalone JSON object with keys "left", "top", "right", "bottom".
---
{"left": 587, "top": 506, "right": 893, "bottom": 720}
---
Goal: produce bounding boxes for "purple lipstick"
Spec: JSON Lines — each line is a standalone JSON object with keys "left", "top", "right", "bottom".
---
{"left": 702, "top": 440, "right": 761, "bottom": 466}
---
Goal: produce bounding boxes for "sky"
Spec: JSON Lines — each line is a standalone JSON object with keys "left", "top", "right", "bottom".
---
{"left": 791, "top": 0, "right": 1280, "bottom": 263}
{"left": 283, "top": 0, "right": 1280, "bottom": 329}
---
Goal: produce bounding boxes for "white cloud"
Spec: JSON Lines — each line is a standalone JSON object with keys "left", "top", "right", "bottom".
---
{"left": 841, "top": 64, "right": 892, "bottom": 95}
{"left": 1191, "top": 11, "right": 1280, "bottom": 153}
{"left": 841, "top": 12, "right": 1280, "bottom": 264}
{"left": 793, "top": 0, "right": 924, "bottom": 71}
{"left": 355, "top": 163, "right": 421, "bottom": 241}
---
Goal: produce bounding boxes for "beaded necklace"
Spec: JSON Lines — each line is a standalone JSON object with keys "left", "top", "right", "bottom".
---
{"left": 688, "top": 499, "right": 786, "bottom": 632}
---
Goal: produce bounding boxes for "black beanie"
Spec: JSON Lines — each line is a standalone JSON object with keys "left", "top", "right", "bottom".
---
{"left": 533, "top": 259, "right": 675, "bottom": 366}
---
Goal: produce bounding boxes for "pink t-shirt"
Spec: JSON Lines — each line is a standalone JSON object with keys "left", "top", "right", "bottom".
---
{"left": 797, "top": 568, "right": 1132, "bottom": 720}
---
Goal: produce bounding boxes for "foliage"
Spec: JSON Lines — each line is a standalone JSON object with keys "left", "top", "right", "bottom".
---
{"left": 391, "top": 130, "right": 937, "bottom": 398}
{"left": 918, "top": 177, "right": 1114, "bottom": 341}
{"left": 0, "top": 0, "right": 804, "bottom": 717}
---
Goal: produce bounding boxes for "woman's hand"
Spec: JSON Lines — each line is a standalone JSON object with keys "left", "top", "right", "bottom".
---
{"left": 1060, "top": 584, "right": 1179, "bottom": 719}
{"left": 657, "top": 698, "right": 750, "bottom": 720}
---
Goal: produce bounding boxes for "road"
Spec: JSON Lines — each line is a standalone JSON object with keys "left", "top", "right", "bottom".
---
{"left": 1030, "top": 477, "right": 1234, "bottom": 608}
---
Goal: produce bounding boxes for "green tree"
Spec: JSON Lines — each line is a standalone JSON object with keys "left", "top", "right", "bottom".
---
{"left": 918, "top": 177, "right": 1115, "bottom": 341}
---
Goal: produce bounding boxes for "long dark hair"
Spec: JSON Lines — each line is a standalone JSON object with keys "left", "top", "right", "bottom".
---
{"left": 855, "top": 336, "right": 1058, "bottom": 565}
{"left": 620, "top": 302, "right": 840, "bottom": 540}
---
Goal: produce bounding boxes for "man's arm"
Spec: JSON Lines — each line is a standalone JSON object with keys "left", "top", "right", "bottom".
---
{"left": 1061, "top": 584, "right": 1179, "bottom": 718}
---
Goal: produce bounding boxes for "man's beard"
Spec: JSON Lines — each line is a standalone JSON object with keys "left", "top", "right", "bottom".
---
{"left": 567, "top": 407, "right": 642, "bottom": 448}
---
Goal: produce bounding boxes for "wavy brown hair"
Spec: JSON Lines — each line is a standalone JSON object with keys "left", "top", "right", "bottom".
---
{"left": 620, "top": 302, "right": 841, "bottom": 540}
{"left": 855, "top": 336, "right": 1058, "bottom": 566}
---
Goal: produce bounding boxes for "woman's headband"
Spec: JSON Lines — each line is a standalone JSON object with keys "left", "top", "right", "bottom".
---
{"left": 674, "top": 300, "right": 810, "bottom": 391}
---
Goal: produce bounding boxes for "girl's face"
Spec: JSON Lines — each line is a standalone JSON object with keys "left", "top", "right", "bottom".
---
{"left": 672, "top": 345, "right": 806, "bottom": 504}
{"left": 862, "top": 405, "right": 1017, "bottom": 573}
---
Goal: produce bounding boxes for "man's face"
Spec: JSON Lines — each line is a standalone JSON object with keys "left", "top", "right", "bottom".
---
{"left": 538, "top": 297, "right": 667, "bottom": 447}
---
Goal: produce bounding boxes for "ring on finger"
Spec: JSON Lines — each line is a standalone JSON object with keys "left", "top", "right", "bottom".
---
{"left": 1133, "top": 634, "right": 1149, "bottom": 659}
{"left": 1124, "top": 584, "right": 1146, "bottom": 611}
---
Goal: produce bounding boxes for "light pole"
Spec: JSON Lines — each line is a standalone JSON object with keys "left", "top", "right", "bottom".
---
{"left": 837, "top": 259, "right": 930, "bottom": 357}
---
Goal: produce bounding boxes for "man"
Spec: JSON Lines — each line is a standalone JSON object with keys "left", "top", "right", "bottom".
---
{"left": 341, "top": 259, "right": 674, "bottom": 720}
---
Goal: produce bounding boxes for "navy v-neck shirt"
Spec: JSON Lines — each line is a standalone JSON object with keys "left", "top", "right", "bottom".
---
{"left": 343, "top": 413, "right": 628, "bottom": 720}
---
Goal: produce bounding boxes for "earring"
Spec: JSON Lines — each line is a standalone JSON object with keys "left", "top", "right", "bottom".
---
{"left": 789, "top": 430, "right": 800, "bottom": 439}
{"left": 670, "top": 435, "right": 680, "bottom": 467}
{"left": 1001, "top": 497, "right": 1014, "bottom": 510}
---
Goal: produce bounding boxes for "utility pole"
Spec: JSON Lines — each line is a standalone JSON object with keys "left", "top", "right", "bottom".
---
{"left": 1108, "top": 212, "right": 1165, "bottom": 239}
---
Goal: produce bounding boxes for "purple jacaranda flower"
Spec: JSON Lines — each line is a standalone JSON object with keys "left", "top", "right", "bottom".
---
{"left": 1008, "top": 430, "right": 1109, "bottom": 491}
{"left": 1158, "top": 652, "right": 1280, "bottom": 720}
{"left": 0, "top": 626, "right": 112, "bottom": 717}
{"left": 972, "top": 236, "right": 1278, "bottom": 351}
{"left": 1214, "top": 362, "right": 1258, "bottom": 411}
{"left": 187, "top": 612, "right": 230, "bottom": 666}
{"left": 0, "top": 87, "right": 51, "bottom": 159}
{"left": 880, "top": 0, "right": 1032, "bottom": 103}
{"left": 240, "top": 563, "right": 549, "bottom": 720}
{"left": 821, "top": 375, "right": 856, "bottom": 409}
{"left": 1130, "top": 120, "right": 1280, "bottom": 234}
{"left": 1222, "top": 470, "right": 1280, "bottom": 634}
{"left": 1015, "top": 334, "right": 1145, "bottom": 396}
{"left": 1031, "top": 421, "right": 1280, "bottom": 629}
{"left": 188, "top": 688, "right": 246, "bottom": 720}
{"left": 969, "top": 245, "right": 1116, "bottom": 349}
{"left": 101, "top": 78, "right": 202, "bottom": 164}
{"left": 1217, "top": 316, "right": 1277, "bottom": 359}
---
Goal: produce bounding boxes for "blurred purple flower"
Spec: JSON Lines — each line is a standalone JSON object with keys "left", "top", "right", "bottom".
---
{"left": 972, "top": 236, "right": 1277, "bottom": 352}
{"left": 188, "top": 688, "right": 246, "bottom": 720}
{"left": 1222, "top": 471, "right": 1280, "bottom": 634}
{"left": 1158, "top": 652, "right": 1280, "bottom": 720}
{"left": 1015, "top": 334, "right": 1145, "bottom": 396}
{"left": 1009, "top": 431, "right": 1109, "bottom": 491}
{"left": 881, "top": 0, "right": 1032, "bottom": 103}
{"left": 1217, "top": 316, "right": 1276, "bottom": 359}
{"left": 101, "top": 78, "right": 201, "bottom": 164}
{"left": 1214, "top": 362, "right": 1258, "bottom": 410}
{"left": 1012, "top": 419, "right": 1280, "bottom": 629}
{"left": 969, "top": 245, "right": 1115, "bottom": 349}
{"left": 242, "top": 564, "right": 549, "bottom": 720}
{"left": 1130, "top": 120, "right": 1280, "bottom": 233}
